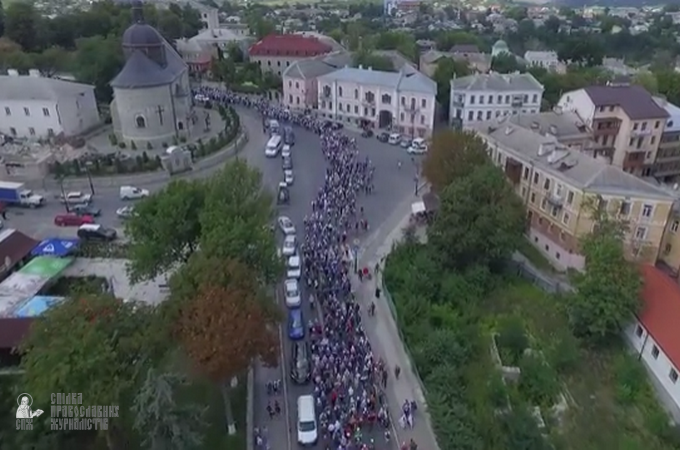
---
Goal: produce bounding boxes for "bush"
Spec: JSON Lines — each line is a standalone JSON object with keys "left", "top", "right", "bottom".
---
{"left": 496, "top": 316, "right": 528, "bottom": 366}
{"left": 545, "top": 330, "right": 580, "bottom": 374}
{"left": 613, "top": 353, "right": 648, "bottom": 405}
{"left": 518, "top": 354, "right": 560, "bottom": 407}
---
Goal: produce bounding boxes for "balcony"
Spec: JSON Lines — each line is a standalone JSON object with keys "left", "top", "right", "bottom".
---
{"left": 592, "top": 118, "right": 620, "bottom": 136}
{"left": 631, "top": 128, "right": 652, "bottom": 137}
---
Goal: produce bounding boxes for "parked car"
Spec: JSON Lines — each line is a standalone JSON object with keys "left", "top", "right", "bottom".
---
{"left": 54, "top": 214, "right": 94, "bottom": 227}
{"left": 284, "top": 169, "right": 294, "bottom": 185}
{"left": 282, "top": 144, "right": 292, "bottom": 159}
{"left": 290, "top": 341, "right": 311, "bottom": 384}
{"left": 377, "top": 132, "right": 389, "bottom": 143}
{"left": 287, "top": 255, "right": 301, "bottom": 279}
{"left": 278, "top": 216, "right": 296, "bottom": 235}
{"left": 284, "top": 126, "right": 295, "bottom": 146}
{"left": 116, "top": 205, "right": 136, "bottom": 219}
{"left": 77, "top": 223, "right": 117, "bottom": 241}
{"left": 388, "top": 133, "right": 401, "bottom": 145}
{"left": 70, "top": 204, "right": 101, "bottom": 217}
{"left": 400, "top": 139, "right": 411, "bottom": 149}
{"left": 288, "top": 308, "right": 305, "bottom": 340}
{"left": 285, "top": 278, "right": 301, "bottom": 308}
{"left": 281, "top": 234, "right": 297, "bottom": 256}
{"left": 282, "top": 156, "right": 293, "bottom": 170}
{"left": 407, "top": 137, "right": 429, "bottom": 155}
{"left": 60, "top": 191, "right": 92, "bottom": 205}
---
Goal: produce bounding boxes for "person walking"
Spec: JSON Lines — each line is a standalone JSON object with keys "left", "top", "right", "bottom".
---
{"left": 394, "top": 364, "right": 401, "bottom": 380}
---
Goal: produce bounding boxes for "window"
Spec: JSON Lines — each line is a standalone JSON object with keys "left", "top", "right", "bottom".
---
{"left": 28, "top": 127, "right": 35, "bottom": 136}
{"left": 420, "top": 116, "right": 425, "bottom": 125}
{"left": 541, "top": 198, "right": 548, "bottom": 211}
{"left": 641, "top": 121, "right": 647, "bottom": 131}
{"left": 634, "top": 226, "right": 647, "bottom": 240}
{"left": 522, "top": 167, "right": 529, "bottom": 179}
{"left": 421, "top": 99, "right": 426, "bottom": 108}
{"left": 479, "top": 96, "right": 484, "bottom": 105}
{"left": 354, "top": 105, "right": 358, "bottom": 114}
{"left": 47, "top": 128, "right": 54, "bottom": 137}
{"left": 289, "top": 94, "right": 293, "bottom": 102}
{"left": 672, "top": 220, "right": 679, "bottom": 233}
{"left": 665, "top": 244, "right": 672, "bottom": 254}
{"left": 400, "top": 112, "right": 404, "bottom": 121}
{"left": 633, "top": 123, "right": 639, "bottom": 130}
{"left": 23, "top": 107, "right": 29, "bottom": 116}
{"left": 532, "top": 94, "right": 538, "bottom": 103}
{"left": 619, "top": 201, "right": 631, "bottom": 216}
{"left": 655, "top": 120, "right": 661, "bottom": 129}
{"left": 555, "top": 184, "right": 563, "bottom": 197}
{"left": 401, "top": 96, "right": 406, "bottom": 106}
{"left": 566, "top": 191, "right": 574, "bottom": 205}
{"left": 477, "top": 111, "right": 483, "bottom": 120}
{"left": 505, "top": 95, "right": 510, "bottom": 104}
{"left": 562, "top": 212, "right": 570, "bottom": 225}
{"left": 530, "top": 192, "right": 536, "bottom": 203}
{"left": 652, "top": 345, "right": 659, "bottom": 359}
{"left": 470, "top": 95, "right": 475, "bottom": 105}
{"left": 354, "top": 89, "right": 358, "bottom": 99}
{"left": 295, "top": 82, "right": 299, "bottom": 88}
{"left": 550, "top": 206, "right": 559, "bottom": 217}
{"left": 4, "top": 107, "right": 9, "bottom": 116}
{"left": 635, "top": 325, "right": 643, "bottom": 337}
{"left": 381, "top": 94, "right": 391, "bottom": 104}
{"left": 288, "top": 81, "right": 292, "bottom": 87}
{"left": 629, "top": 137, "right": 635, "bottom": 146}
{"left": 135, "top": 115, "right": 146, "bottom": 128}
{"left": 521, "top": 187, "right": 527, "bottom": 197}
{"left": 468, "top": 111, "right": 474, "bottom": 121}
{"left": 42, "top": 107, "right": 50, "bottom": 117}
{"left": 641, "top": 204, "right": 653, "bottom": 218}
{"left": 671, "top": 369, "right": 678, "bottom": 384}
{"left": 338, "top": 103, "right": 343, "bottom": 112}
{"left": 486, "top": 111, "right": 491, "bottom": 120}
{"left": 338, "top": 87, "right": 343, "bottom": 96}
{"left": 497, "top": 95, "right": 502, "bottom": 103}
{"left": 9, "top": 127, "right": 16, "bottom": 136}
{"left": 488, "top": 95, "right": 492, "bottom": 104}
{"left": 543, "top": 178, "right": 550, "bottom": 190}
{"left": 533, "top": 173, "right": 539, "bottom": 184}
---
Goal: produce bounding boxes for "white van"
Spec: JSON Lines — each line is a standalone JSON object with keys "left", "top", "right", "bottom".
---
{"left": 408, "top": 137, "right": 428, "bottom": 155}
{"left": 265, "top": 135, "right": 283, "bottom": 157}
{"left": 120, "top": 186, "right": 149, "bottom": 200}
{"left": 388, "top": 133, "right": 401, "bottom": 145}
{"left": 296, "top": 395, "right": 317, "bottom": 445}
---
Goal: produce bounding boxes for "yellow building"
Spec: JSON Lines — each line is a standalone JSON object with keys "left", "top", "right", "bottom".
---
{"left": 468, "top": 119, "right": 675, "bottom": 271}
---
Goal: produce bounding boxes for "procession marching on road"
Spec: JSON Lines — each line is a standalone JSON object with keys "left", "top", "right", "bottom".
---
{"left": 193, "top": 87, "right": 424, "bottom": 450}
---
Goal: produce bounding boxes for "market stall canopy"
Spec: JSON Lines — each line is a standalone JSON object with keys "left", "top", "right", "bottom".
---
{"left": 31, "top": 238, "right": 80, "bottom": 257}
{"left": 0, "top": 229, "right": 39, "bottom": 277}
{"left": 411, "top": 201, "right": 426, "bottom": 215}
{"left": 13, "top": 296, "right": 66, "bottom": 318}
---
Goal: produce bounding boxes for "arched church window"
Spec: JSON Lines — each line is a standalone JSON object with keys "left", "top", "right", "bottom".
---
{"left": 338, "top": 86, "right": 343, "bottom": 97}
{"left": 381, "top": 94, "right": 391, "bottom": 105}
{"left": 135, "top": 115, "right": 146, "bottom": 128}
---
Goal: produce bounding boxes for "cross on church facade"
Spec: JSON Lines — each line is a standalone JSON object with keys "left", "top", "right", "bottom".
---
{"left": 156, "top": 105, "right": 165, "bottom": 126}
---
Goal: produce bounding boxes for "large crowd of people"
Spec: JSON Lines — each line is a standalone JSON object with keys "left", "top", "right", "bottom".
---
{"left": 192, "top": 87, "right": 418, "bottom": 450}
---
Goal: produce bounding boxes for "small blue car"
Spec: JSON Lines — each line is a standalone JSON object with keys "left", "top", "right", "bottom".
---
{"left": 288, "top": 308, "right": 304, "bottom": 340}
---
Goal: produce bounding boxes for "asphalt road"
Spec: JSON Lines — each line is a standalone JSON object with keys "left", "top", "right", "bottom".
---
{"left": 248, "top": 109, "right": 422, "bottom": 450}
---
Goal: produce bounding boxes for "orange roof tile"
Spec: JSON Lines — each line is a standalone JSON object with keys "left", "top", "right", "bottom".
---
{"left": 249, "top": 34, "right": 332, "bottom": 58}
{"left": 639, "top": 265, "right": 680, "bottom": 368}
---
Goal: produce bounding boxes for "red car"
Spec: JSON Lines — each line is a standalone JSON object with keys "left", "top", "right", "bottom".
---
{"left": 54, "top": 214, "right": 94, "bottom": 227}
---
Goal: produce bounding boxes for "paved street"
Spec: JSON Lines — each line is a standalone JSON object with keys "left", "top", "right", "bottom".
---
{"left": 245, "top": 108, "right": 425, "bottom": 450}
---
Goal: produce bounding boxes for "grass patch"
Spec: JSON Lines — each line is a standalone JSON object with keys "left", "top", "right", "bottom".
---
{"left": 516, "top": 236, "right": 560, "bottom": 274}
{"left": 487, "top": 280, "right": 680, "bottom": 450}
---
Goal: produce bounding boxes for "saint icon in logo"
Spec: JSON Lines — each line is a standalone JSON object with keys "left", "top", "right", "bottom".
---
{"left": 16, "top": 393, "right": 43, "bottom": 419}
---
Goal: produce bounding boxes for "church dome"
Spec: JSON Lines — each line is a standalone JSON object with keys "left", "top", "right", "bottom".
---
{"left": 493, "top": 40, "right": 509, "bottom": 50}
{"left": 122, "top": 23, "right": 163, "bottom": 48}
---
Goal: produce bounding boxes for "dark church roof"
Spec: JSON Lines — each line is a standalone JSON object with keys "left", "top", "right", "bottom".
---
{"left": 110, "top": 2, "right": 186, "bottom": 89}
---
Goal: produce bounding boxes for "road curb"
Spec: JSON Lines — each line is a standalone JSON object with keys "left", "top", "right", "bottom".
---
{"left": 26, "top": 128, "right": 249, "bottom": 191}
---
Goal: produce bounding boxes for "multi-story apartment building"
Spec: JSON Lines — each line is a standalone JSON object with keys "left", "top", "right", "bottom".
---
{"left": 316, "top": 66, "right": 437, "bottom": 138}
{"left": 504, "top": 110, "right": 594, "bottom": 154}
{"left": 557, "top": 84, "right": 669, "bottom": 177}
{"left": 282, "top": 51, "right": 352, "bottom": 111}
{"left": 652, "top": 97, "right": 680, "bottom": 181}
{"left": 467, "top": 119, "right": 674, "bottom": 270}
{"left": 449, "top": 73, "right": 544, "bottom": 127}
{"left": 248, "top": 34, "right": 333, "bottom": 77}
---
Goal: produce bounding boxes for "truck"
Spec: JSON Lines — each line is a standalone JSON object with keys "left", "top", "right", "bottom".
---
{"left": 0, "top": 181, "right": 45, "bottom": 208}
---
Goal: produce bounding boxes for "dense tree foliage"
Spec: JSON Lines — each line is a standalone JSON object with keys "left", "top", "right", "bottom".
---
{"left": 422, "top": 130, "right": 489, "bottom": 193}
{"left": 429, "top": 164, "right": 526, "bottom": 272}
{"left": 568, "top": 200, "right": 643, "bottom": 344}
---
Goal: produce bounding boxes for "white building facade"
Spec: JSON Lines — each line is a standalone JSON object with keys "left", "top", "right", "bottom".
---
{"left": 0, "top": 72, "right": 100, "bottom": 140}
{"left": 524, "top": 51, "right": 564, "bottom": 73}
{"left": 450, "top": 73, "right": 544, "bottom": 127}
{"left": 316, "top": 67, "right": 437, "bottom": 138}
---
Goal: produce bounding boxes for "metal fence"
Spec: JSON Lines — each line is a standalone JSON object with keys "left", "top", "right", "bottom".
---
{"left": 509, "top": 257, "right": 575, "bottom": 294}
{"left": 380, "top": 274, "right": 429, "bottom": 396}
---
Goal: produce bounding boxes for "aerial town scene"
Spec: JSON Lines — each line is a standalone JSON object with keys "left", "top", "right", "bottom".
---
{"left": 0, "top": 0, "right": 680, "bottom": 448}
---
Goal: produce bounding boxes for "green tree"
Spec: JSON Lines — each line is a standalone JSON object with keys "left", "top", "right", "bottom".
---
{"left": 568, "top": 199, "right": 643, "bottom": 344}
{"left": 353, "top": 50, "right": 394, "bottom": 72}
{"left": 429, "top": 164, "right": 526, "bottom": 272}
{"left": 20, "top": 295, "right": 167, "bottom": 450}
{"left": 433, "top": 57, "right": 471, "bottom": 107}
{"left": 176, "top": 260, "right": 279, "bottom": 434}
{"left": 422, "top": 130, "right": 489, "bottom": 193}
{"left": 132, "top": 369, "right": 207, "bottom": 450}
{"left": 5, "top": 2, "right": 39, "bottom": 51}
{"left": 125, "top": 179, "right": 205, "bottom": 283}
{"left": 491, "top": 53, "right": 524, "bottom": 73}
{"left": 557, "top": 35, "right": 604, "bottom": 67}
{"left": 633, "top": 71, "right": 659, "bottom": 94}
{"left": 199, "top": 160, "right": 281, "bottom": 284}
{"left": 156, "top": 10, "right": 184, "bottom": 41}
{"left": 500, "top": 406, "right": 552, "bottom": 450}
{"left": 33, "top": 46, "right": 71, "bottom": 77}
{"left": 72, "top": 35, "right": 124, "bottom": 102}
{"left": 656, "top": 69, "right": 680, "bottom": 105}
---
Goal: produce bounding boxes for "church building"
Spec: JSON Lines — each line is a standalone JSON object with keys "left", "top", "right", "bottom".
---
{"left": 110, "top": 3, "right": 194, "bottom": 148}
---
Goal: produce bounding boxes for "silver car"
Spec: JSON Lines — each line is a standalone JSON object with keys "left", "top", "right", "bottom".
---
{"left": 284, "top": 279, "right": 301, "bottom": 308}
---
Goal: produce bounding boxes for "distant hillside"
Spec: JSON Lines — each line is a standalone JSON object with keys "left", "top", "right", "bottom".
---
{"left": 554, "top": 0, "right": 658, "bottom": 7}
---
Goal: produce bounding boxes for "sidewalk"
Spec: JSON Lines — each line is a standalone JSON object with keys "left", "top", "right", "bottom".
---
{"left": 353, "top": 200, "right": 440, "bottom": 450}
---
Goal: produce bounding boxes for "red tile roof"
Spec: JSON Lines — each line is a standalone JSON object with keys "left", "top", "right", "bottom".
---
{"left": 639, "top": 265, "right": 680, "bottom": 367}
{"left": 249, "top": 34, "right": 332, "bottom": 58}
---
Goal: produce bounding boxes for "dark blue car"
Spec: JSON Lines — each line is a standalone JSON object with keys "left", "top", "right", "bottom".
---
{"left": 288, "top": 308, "right": 304, "bottom": 340}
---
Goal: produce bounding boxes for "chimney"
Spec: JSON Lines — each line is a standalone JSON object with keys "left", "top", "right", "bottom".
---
{"left": 7, "top": 69, "right": 19, "bottom": 77}
{"left": 28, "top": 69, "right": 41, "bottom": 78}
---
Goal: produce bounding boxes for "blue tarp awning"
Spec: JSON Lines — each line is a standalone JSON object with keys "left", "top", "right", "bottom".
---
{"left": 13, "top": 296, "right": 65, "bottom": 318}
{"left": 31, "top": 238, "right": 80, "bottom": 257}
